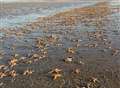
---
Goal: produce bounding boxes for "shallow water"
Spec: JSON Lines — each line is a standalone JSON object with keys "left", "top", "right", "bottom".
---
{"left": 0, "top": 2, "right": 101, "bottom": 28}
{"left": 0, "top": 1, "right": 120, "bottom": 28}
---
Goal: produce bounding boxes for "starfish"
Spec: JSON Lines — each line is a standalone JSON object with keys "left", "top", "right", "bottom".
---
{"left": 9, "top": 70, "right": 17, "bottom": 77}
{"left": 23, "top": 69, "right": 33, "bottom": 76}
{"left": 49, "top": 68, "right": 62, "bottom": 80}
{"left": 9, "top": 58, "right": 18, "bottom": 67}
{"left": 112, "top": 49, "right": 119, "bottom": 56}
{"left": 49, "top": 68, "right": 62, "bottom": 74}
{"left": 0, "top": 72, "right": 6, "bottom": 79}
{"left": 67, "top": 47, "right": 76, "bottom": 54}
{"left": 52, "top": 73, "right": 62, "bottom": 80}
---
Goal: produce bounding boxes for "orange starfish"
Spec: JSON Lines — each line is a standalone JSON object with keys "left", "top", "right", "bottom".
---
{"left": 9, "top": 58, "right": 18, "bottom": 67}
{"left": 67, "top": 47, "right": 76, "bottom": 54}
{"left": 49, "top": 68, "right": 62, "bottom": 80}
{"left": 23, "top": 69, "right": 33, "bottom": 76}
{"left": 52, "top": 73, "right": 62, "bottom": 80}
{"left": 9, "top": 70, "right": 17, "bottom": 77}
{"left": 0, "top": 72, "right": 6, "bottom": 79}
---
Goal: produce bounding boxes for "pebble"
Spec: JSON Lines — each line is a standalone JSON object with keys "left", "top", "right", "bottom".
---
{"left": 0, "top": 82, "right": 4, "bottom": 87}
{"left": 64, "top": 57, "right": 73, "bottom": 63}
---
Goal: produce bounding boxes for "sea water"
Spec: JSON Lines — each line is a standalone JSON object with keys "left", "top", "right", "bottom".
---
{"left": 0, "top": 1, "right": 99, "bottom": 28}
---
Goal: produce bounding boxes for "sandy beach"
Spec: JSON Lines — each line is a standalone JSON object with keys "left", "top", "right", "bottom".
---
{"left": 0, "top": 1, "right": 120, "bottom": 88}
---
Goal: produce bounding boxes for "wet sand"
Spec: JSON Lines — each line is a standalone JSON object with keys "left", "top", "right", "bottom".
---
{"left": 0, "top": 2, "right": 120, "bottom": 88}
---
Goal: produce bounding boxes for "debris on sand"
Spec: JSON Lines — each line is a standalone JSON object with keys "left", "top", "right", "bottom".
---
{"left": 74, "top": 68, "right": 80, "bottom": 74}
{"left": 0, "top": 82, "right": 4, "bottom": 87}
{"left": 89, "top": 77, "right": 99, "bottom": 83}
{"left": 14, "top": 54, "right": 19, "bottom": 57}
{"left": 79, "top": 61, "right": 85, "bottom": 65}
{"left": 0, "top": 65, "right": 5, "bottom": 69}
{"left": 32, "top": 54, "right": 39, "bottom": 58}
{"left": 89, "top": 43, "right": 98, "bottom": 48}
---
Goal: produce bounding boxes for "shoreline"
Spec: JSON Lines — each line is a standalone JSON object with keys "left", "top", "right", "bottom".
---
{"left": 1, "top": 1, "right": 119, "bottom": 29}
